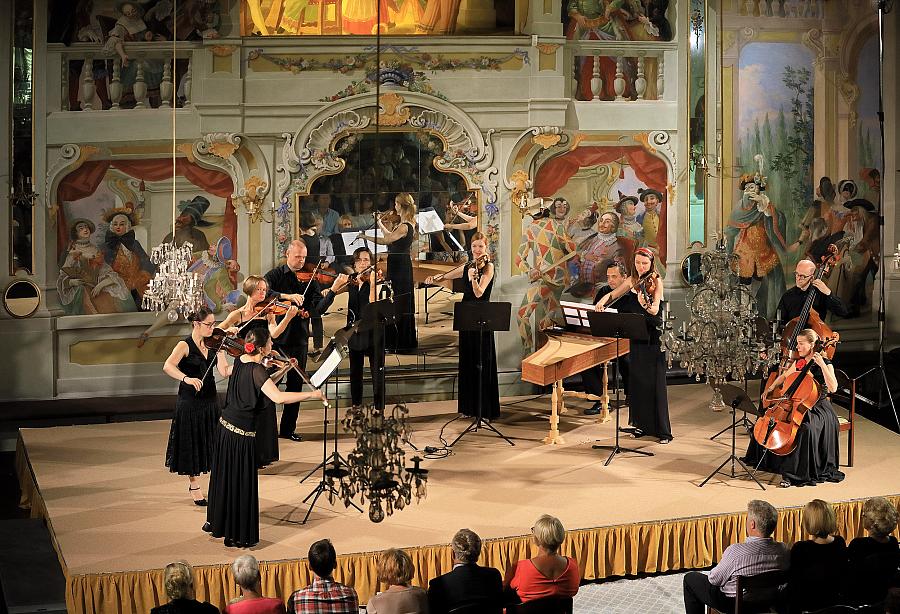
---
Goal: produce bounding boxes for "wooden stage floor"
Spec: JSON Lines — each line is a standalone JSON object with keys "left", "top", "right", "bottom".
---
{"left": 18, "top": 383, "right": 900, "bottom": 579}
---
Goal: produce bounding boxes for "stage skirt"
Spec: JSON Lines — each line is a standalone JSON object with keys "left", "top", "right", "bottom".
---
{"left": 255, "top": 403, "right": 279, "bottom": 468}
{"left": 165, "top": 396, "right": 219, "bottom": 476}
{"left": 206, "top": 422, "right": 259, "bottom": 546}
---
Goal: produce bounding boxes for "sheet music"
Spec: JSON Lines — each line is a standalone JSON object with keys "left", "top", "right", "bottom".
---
{"left": 560, "top": 300, "right": 618, "bottom": 327}
{"left": 343, "top": 229, "right": 383, "bottom": 255}
{"left": 416, "top": 209, "right": 444, "bottom": 234}
{"left": 311, "top": 347, "right": 342, "bottom": 388}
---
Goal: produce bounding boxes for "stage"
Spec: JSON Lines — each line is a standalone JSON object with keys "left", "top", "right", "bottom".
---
{"left": 16, "top": 383, "right": 900, "bottom": 614}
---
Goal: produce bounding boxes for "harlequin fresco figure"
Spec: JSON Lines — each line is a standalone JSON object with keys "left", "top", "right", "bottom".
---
{"left": 189, "top": 237, "right": 243, "bottom": 313}
{"left": 514, "top": 205, "right": 576, "bottom": 353}
{"left": 101, "top": 204, "right": 156, "bottom": 309}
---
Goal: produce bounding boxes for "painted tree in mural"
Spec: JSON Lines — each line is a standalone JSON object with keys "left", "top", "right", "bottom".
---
{"left": 770, "top": 66, "right": 814, "bottom": 235}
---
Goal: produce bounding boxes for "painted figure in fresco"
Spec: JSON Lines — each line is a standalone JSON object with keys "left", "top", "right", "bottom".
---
{"left": 829, "top": 205, "right": 880, "bottom": 318}
{"left": 616, "top": 194, "right": 644, "bottom": 243}
{"left": 416, "top": 0, "right": 460, "bottom": 34}
{"left": 515, "top": 205, "right": 576, "bottom": 352}
{"left": 724, "top": 169, "right": 788, "bottom": 320}
{"left": 572, "top": 211, "right": 634, "bottom": 296}
{"left": 637, "top": 188, "right": 662, "bottom": 249}
{"left": 57, "top": 218, "right": 135, "bottom": 315}
{"left": 101, "top": 204, "right": 156, "bottom": 309}
{"left": 343, "top": 0, "right": 399, "bottom": 34}
{"left": 817, "top": 177, "right": 850, "bottom": 235}
{"left": 103, "top": 2, "right": 167, "bottom": 67}
{"left": 189, "top": 237, "right": 243, "bottom": 313}
{"left": 162, "top": 195, "right": 213, "bottom": 255}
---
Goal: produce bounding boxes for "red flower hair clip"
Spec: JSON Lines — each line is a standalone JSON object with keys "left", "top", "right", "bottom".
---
{"left": 244, "top": 342, "right": 255, "bottom": 353}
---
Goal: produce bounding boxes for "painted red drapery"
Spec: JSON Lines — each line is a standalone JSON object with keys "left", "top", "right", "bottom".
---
{"left": 57, "top": 159, "right": 237, "bottom": 258}
{"left": 534, "top": 146, "right": 669, "bottom": 264}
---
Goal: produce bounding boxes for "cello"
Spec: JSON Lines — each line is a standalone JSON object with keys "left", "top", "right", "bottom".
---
{"left": 765, "top": 245, "right": 841, "bottom": 398}
{"left": 753, "top": 335, "right": 838, "bottom": 456}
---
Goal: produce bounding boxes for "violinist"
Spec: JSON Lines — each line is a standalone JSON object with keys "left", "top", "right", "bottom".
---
{"left": 776, "top": 259, "right": 848, "bottom": 326}
{"left": 203, "top": 327, "right": 328, "bottom": 548}
{"left": 425, "top": 233, "right": 500, "bottom": 421}
{"left": 162, "top": 307, "right": 231, "bottom": 506}
{"left": 744, "top": 328, "right": 844, "bottom": 488}
{"left": 441, "top": 195, "right": 478, "bottom": 253}
{"left": 595, "top": 247, "right": 672, "bottom": 444}
{"left": 332, "top": 247, "right": 385, "bottom": 410}
{"left": 361, "top": 192, "right": 418, "bottom": 353}
{"left": 265, "top": 241, "right": 348, "bottom": 442}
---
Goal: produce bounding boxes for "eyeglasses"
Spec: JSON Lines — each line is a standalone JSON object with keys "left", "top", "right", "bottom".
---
{"left": 794, "top": 272, "right": 813, "bottom": 280}
{"left": 199, "top": 321, "right": 215, "bottom": 328}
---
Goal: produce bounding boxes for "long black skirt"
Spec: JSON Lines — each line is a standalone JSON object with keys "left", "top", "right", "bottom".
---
{"left": 745, "top": 399, "right": 845, "bottom": 486}
{"left": 385, "top": 256, "right": 417, "bottom": 352}
{"left": 627, "top": 342, "right": 672, "bottom": 439}
{"left": 165, "top": 396, "right": 219, "bottom": 476}
{"left": 255, "top": 403, "right": 278, "bottom": 468}
{"left": 458, "top": 330, "right": 500, "bottom": 420}
{"left": 206, "top": 426, "right": 258, "bottom": 545}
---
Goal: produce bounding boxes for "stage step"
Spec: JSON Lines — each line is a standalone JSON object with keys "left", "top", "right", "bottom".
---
{"left": 0, "top": 519, "right": 66, "bottom": 614}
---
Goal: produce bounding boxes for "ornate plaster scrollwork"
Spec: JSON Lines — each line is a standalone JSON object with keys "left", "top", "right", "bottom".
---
{"left": 378, "top": 92, "right": 411, "bottom": 126}
{"left": 531, "top": 126, "right": 563, "bottom": 150}
{"left": 46, "top": 143, "right": 101, "bottom": 220}
{"left": 193, "top": 132, "right": 271, "bottom": 212}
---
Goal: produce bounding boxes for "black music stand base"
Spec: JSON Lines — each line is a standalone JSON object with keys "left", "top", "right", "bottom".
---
{"left": 699, "top": 384, "right": 766, "bottom": 490}
{"left": 300, "top": 465, "right": 363, "bottom": 525}
{"left": 449, "top": 416, "right": 514, "bottom": 447}
{"left": 710, "top": 412, "right": 754, "bottom": 440}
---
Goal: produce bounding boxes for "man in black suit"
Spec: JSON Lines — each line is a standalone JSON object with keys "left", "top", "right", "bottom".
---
{"left": 265, "top": 240, "right": 347, "bottom": 441}
{"left": 583, "top": 261, "right": 630, "bottom": 415}
{"left": 428, "top": 528, "right": 504, "bottom": 614}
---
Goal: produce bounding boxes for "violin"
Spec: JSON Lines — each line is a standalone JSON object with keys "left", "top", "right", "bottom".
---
{"left": 753, "top": 336, "right": 838, "bottom": 456}
{"left": 636, "top": 271, "right": 659, "bottom": 305}
{"left": 450, "top": 193, "right": 476, "bottom": 215}
{"left": 294, "top": 266, "right": 339, "bottom": 286}
{"left": 207, "top": 327, "right": 247, "bottom": 358}
{"left": 471, "top": 254, "right": 490, "bottom": 282}
{"left": 376, "top": 209, "right": 402, "bottom": 228}
{"left": 331, "top": 263, "right": 384, "bottom": 294}
{"left": 251, "top": 297, "right": 309, "bottom": 319}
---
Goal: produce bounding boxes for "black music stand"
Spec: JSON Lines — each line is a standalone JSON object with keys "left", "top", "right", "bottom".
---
{"left": 449, "top": 301, "right": 513, "bottom": 447}
{"left": 587, "top": 311, "right": 654, "bottom": 466}
{"left": 699, "top": 382, "right": 766, "bottom": 490}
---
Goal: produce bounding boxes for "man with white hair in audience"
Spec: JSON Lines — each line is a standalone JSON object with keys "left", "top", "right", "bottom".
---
{"left": 682, "top": 499, "right": 790, "bottom": 614}
{"left": 225, "top": 555, "right": 285, "bottom": 614}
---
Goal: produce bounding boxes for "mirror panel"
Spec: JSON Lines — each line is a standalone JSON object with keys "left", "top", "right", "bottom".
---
{"left": 681, "top": 252, "right": 704, "bottom": 285}
{"left": 4, "top": 279, "right": 40, "bottom": 318}
{"left": 11, "top": 0, "right": 34, "bottom": 274}
{"left": 689, "top": 0, "right": 707, "bottom": 245}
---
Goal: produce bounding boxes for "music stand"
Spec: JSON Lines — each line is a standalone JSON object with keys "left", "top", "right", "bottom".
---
{"left": 699, "top": 382, "right": 766, "bottom": 490}
{"left": 449, "top": 301, "right": 513, "bottom": 447}
{"left": 587, "top": 311, "right": 654, "bottom": 466}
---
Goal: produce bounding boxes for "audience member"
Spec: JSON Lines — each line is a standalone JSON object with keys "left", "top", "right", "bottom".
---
{"left": 846, "top": 497, "right": 900, "bottom": 605}
{"left": 367, "top": 548, "right": 428, "bottom": 614}
{"left": 885, "top": 587, "right": 900, "bottom": 614}
{"left": 224, "top": 555, "right": 286, "bottom": 614}
{"left": 287, "top": 539, "right": 358, "bottom": 614}
{"left": 682, "top": 500, "right": 789, "bottom": 614}
{"left": 428, "top": 528, "right": 504, "bottom": 614}
{"left": 151, "top": 561, "right": 220, "bottom": 614}
{"left": 317, "top": 194, "right": 340, "bottom": 236}
{"left": 504, "top": 514, "right": 579, "bottom": 604}
{"left": 787, "top": 499, "right": 847, "bottom": 613}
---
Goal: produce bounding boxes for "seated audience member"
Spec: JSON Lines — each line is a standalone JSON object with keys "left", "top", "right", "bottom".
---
{"left": 682, "top": 500, "right": 789, "bottom": 614}
{"left": 287, "top": 539, "right": 359, "bottom": 614}
{"left": 787, "top": 499, "right": 847, "bottom": 613}
{"left": 846, "top": 497, "right": 900, "bottom": 605}
{"left": 505, "top": 514, "right": 579, "bottom": 604}
{"left": 151, "top": 561, "right": 220, "bottom": 614}
{"left": 428, "top": 528, "right": 504, "bottom": 614}
{"left": 225, "top": 555, "right": 286, "bottom": 614}
{"left": 886, "top": 587, "right": 900, "bottom": 614}
{"left": 367, "top": 548, "right": 428, "bottom": 614}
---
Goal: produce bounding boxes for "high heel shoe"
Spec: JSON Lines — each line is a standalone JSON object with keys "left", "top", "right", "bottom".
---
{"left": 189, "top": 486, "right": 207, "bottom": 506}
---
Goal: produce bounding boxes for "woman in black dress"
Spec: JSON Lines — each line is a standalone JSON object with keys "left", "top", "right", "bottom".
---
{"left": 363, "top": 192, "right": 418, "bottom": 353}
{"left": 220, "top": 275, "right": 300, "bottom": 468}
{"left": 426, "top": 233, "right": 500, "bottom": 420}
{"left": 745, "top": 328, "right": 845, "bottom": 487}
{"left": 162, "top": 307, "right": 230, "bottom": 505}
{"left": 203, "top": 327, "right": 326, "bottom": 548}
{"left": 332, "top": 247, "right": 384, "bottom": 410}
{"left": 596, "top": 247, "right": 672, "bottom": 443}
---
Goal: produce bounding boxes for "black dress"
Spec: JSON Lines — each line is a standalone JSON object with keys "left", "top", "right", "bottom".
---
{"left": 787, "top": 536, "right": 847, "bottom": 613}
{"left": 206, "top": 358, "right": 270, "bottom": 547}
{"left": 385, "top": 221, "right": 418, "bottom": 352}
{"left": 845, "top": 535, "right": 900, "bottom": 604}
{"left": 150, "top": 599, "right": 219, "bottom": 614}
{"left": 238, "top": 313, "right": 278, "bottom": 468}
{"left": 165, "top": 336, "right": 219, "bottom": 476}
{"left": 617, "top": 291, "right": 672, "bottom": 439}
{"left": 457, "top": 263, "right": 500, "bottom": 420}
{"left": 347, "top": 280, "right": 385, "bottom": 408}
{"left": 744, "top": 358, "right": 845, "bottom": 486}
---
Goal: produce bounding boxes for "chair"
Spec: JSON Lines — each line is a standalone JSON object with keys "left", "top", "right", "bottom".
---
{"left": 734, "top": 569, "right": 789, "bottom": 614}
{"left": 802, "top": 605, "right": 884, "bottom": 613}
{"left": 830, "top": 368, "right": 856, "bottom": 467}
{"left": 447, "top": 601, "right": 502, "bottom": 614}
{"left": 506, "top": 595, "right": 574, "bottom": 614}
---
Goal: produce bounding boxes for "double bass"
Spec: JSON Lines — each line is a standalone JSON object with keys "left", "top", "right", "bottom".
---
{"left": 753, "top": 336, "right": 838, "bottom": 456}
{"left": 765, "top": 244, "right": 841, "bottom": 398}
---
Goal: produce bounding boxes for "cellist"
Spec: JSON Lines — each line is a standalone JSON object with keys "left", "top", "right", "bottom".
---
{"left": 776, "top": 259, "right": 849, "bottom": 325}
{"left": 744, "top": 329, "right": 845, "bottom": 488}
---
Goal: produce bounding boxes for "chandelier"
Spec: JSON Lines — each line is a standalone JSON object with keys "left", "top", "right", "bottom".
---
{"left": 660, "top": 242, "right": 778, "bottom": 410}
{"left": 328, "top": 403, "right": 428, "bottom": 523}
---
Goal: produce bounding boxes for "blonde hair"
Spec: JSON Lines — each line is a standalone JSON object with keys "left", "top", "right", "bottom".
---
{"left": 376, "top": 548, "right": 415, "bottom": 586}
{"left": 164, "top": 561, "right": 194, "bottom": 601}
{"left": 862, "top": 497, "right": 900, "bottom": 539}
{"left": 532, "top": 514, "right": 566, "bottom": 552}
{"left": 395, "top": 192, "right": 417, "bottom": 221}
{"left": 470, "top": 231, "right": 487, "bottom": 246}
{"left": 802, "top": 499, "right": 837, "bottom": 538}
{"left": 798, "top": 328, "right": 819, "bottom": 344}
{"left": 242, "top": 275, "right": 266, "bottom": 297}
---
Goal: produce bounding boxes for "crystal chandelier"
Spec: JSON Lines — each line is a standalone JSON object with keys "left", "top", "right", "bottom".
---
{"left": 328, "top": 403, "right": 428, "bottom": 523}
{"left": 661, "top": 242, "right": 778, "bottom": 410}
{"left": 142, "top": 241, "right": 204, "bottom": 320}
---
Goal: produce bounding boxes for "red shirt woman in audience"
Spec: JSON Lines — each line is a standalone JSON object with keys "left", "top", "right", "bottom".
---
{"left": 224, "top": 555, "right": 285, "bottom": 614}
{"left": 504, "top": 514, "right": 580, "bottom": 604}
{"left": 367, "top": 548, "right": 428, "bottom": 614}
{"left": 787, "top": 499, "right": 847, "bottom": 613}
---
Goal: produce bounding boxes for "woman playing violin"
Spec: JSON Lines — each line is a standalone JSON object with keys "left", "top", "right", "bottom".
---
{"left": 425, "top": 233, "right": 500, "bottom": 420}
{"left": 163, "top": 306, "right": 232, "bottom": 506}
{"left": 595, "top": 247, "right": 672, "bottom": 444}
{"left": 744, "top": 328, "right": 844, "bottom": 488}
{"left": 219, "top": 275, "right": 300, "bottom": 467}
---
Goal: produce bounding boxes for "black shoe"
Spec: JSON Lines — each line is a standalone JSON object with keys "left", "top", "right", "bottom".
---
{"left": 584, "top": 402, "right": 603, "bottom": 416}
{"left": 280, "top": 433, "right": 302, "bottom": 442}
{"left": 224, "top": 538, "right": 237, "bottom": 547}
{"left": 201, "top": 522, "right": 212, "bottom": 533}
{"left": 189, "top": 486, "right": 207, "bottom": 506}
